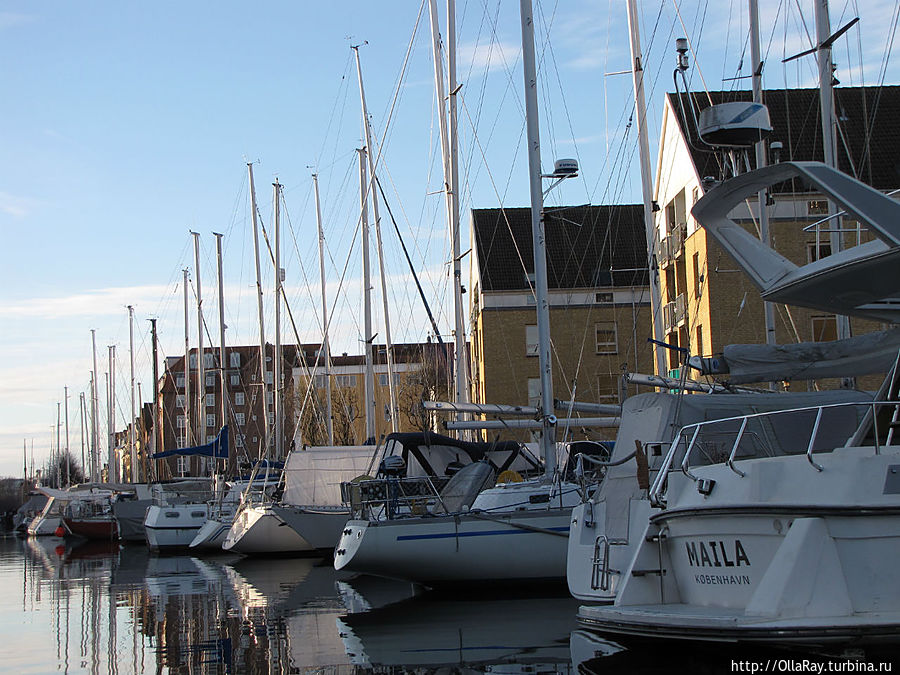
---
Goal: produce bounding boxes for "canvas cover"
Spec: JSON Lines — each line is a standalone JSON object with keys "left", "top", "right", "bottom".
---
{"left": 282, "top": 445, "right": 377, "bottom": 506}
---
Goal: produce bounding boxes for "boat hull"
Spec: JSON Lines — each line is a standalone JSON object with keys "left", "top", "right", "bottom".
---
{"left": 577, "top": 448, "right": 900, "bottom": 645}
{"left": 144, "top": 504, "right": 209, "bottom": 550}
{"left": 62, "top": 517, "right": 118, "bottom": 540}
{"left": 334, "top": 508, "right": 572, "bottom": 585}
{"left": 112, "top": 499, "right": 152, "bottom": 542}
{"left": 269, "top": 504, "right": 350, "bottom": 550}
{"left": 222, "top": 505, "right": 314, "bottom": 555}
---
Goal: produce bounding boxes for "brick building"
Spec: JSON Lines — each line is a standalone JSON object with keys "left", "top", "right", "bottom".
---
{"left": 469, "top": 204, "right": 653, "bottom": 441}
{"left": 654, "top": 86, "right": 900, "bottom": 389}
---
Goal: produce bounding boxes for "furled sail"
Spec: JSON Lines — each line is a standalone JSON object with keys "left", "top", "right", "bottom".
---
{"left": 151, "top": 425, "right": 228, "bottom": 459}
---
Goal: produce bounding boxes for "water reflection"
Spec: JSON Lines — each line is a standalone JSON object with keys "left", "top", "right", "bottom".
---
{"left": 3, "top": 534, "right": 895, "bottom": 674}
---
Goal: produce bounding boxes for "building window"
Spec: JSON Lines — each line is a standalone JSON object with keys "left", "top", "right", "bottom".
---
{"left": 336, "top": 375, "right": 357, "bottom": 387}
{"left": 597, "top": 374, "right": 620, "bottom": 403}
{"left": 234, "top": 392, "right": 245, "bottom": 407}
{"left": 595, "top": 292, "right": 613, "bottom": 304}
{"left": 527, "top": 378, "right": 541, "bottom": 408}
{"left": 176, "top": 456, "right": 187, "bottom": 476}
{"left": 204, "top": 353, "right": 215, "bottom": 369}
{"left": 235, "top": 412, "right": 245, "bottom": 426}
{"left": 315, "top": 374, "right": 327, "bottom": 389}
{"left": 268, "top": 413, "right": 274, "bottom": 426}
{"left": 176, "top": 375, "right": 185, "bottom": 389}
{"left": 205, "top": 374, "right": 215, "bottom": 388}
{"left": 189, "top": 354, "right": 197, "bottom": 369}
{"left": 206, "top": 414, "right": 216, "bottom": 428}
{"left": 807, "top": 200, "right": 828, "bottom": 215}
{"left": 811, "top": 315, "right": 837, "bottom": 342}
{"left": 266, "top": 391, "right": 274, "bottom": 405}
{"left": 206, "top": 394, "right": 215, "bottom": 408}
{"left": 692, "top": 252, "right": 702, "bottom": 300}
{"left": 265, "top": 370, "right": 273, "bottom": 385}
{"left": 176, "top": 415, "right": 185, "bottom": 429}
{"left": 176, "top": 394, "right": 185, "bottom": 409}
{"left": 235, "top": 434, "right": 244, "bottom": 448}
{"left": 206, "top": 434, "right": 215, "bottom": 443}
{"left": 384, "top": 404, "right": 392, "bottom": 421}
{"left": 696, "top": 325, "right": 704, "bottom": 358}
{"left": 595, "top": 322, "right": 618, "bottom": 355}
{"left": 230, "top": 373, "right": 240, "bottom": 387}
{"left": 807, "top": 241, "right": 832, "bottom": 263}
{"left": 229, "top": 352, "right": 241, "bottom": 368}
{"left": 525, "top": 324, "right": 538, "bottom": 357}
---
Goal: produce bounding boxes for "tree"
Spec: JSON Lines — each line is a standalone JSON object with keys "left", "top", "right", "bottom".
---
{"left": 42, "top": 450, "right": 86, "bottom": 488}
{"left": 397, "top": 343, "right": 453, "bottom": 432}
{"left": 295, "top": 382, "right": 363, "bottom": 446}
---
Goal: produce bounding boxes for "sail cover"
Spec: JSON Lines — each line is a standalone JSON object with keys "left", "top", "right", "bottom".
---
{"left": 151, "top": 425, "right": 228, "bottom": 459}
{"left": 689, "top": 329, "right": 900, "bottom": 384}
{"left": 282, "top": 445, "right": 376, "bottom": 506}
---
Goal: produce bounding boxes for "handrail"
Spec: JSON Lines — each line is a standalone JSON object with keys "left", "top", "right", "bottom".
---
{"left": 679, "top": 425, "right": 703, "bottom": 482}
{"left": 726, "top": 418, "right": 749, "bottom": 477}
{"left": 806, "top": 407, "right": 825, "bottom": 472}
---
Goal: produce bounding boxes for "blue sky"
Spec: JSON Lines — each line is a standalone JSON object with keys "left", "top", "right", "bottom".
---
{"left": 1, "top": 0, "right": 897, "bottom": 478}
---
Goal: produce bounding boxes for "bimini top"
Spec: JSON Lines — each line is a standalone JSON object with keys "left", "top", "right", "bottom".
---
{"left": 692, "top": 161, "right": 900, "bottom": 323}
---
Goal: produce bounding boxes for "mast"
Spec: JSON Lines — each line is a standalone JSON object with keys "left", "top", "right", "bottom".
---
{"left": 149, "top": 318, "right": 160, "bottom": 471}
{"left": 358, "top": 148, "right": 376, "bottom": 443}
{"left": 353, "top": 45, "right": 398, "bottom": 433}
{"left": 429, "top": 0, "right": 470, "bottom": 434}
{"left": 625, "top": 0, "right": 668, "bottom": 376}
{"left": 312, "top": 174, "right": 334, "bottom": 445}
{"left": 128, "top": 305, "right": 137, "bottom": 482}
{"left": 749, "top": 0, "right": 776, "bottom": 349}
{"left": 519, "top": 0, "right": 556, "bottom": 476}
{"left": 247, "top": 163, "right": 270, "bottom": 461}
{"left": 192, "top": 232, "right": 206, "bottom": 459}
{"left": 814, "top": 0, "right": 851, "bottom": 343}
{"left": 108, "top": 345, "right": 117, "bottom": 482}
{"left": 273, "top": 180, "right": 284, "bottom": 459}
{"left": 63, "top": 386, "right": 70, "bottom": 486}
{"left": 56, "top": 401, "right": 61, "bottom": 487}
{"left": 90, "top": 329, "right": 100, "bottom": 482}
{"left": 183, "top": 268, "right": 192, "bottom": 449}
{"left": 215, "top": 232, "right": 227, "bottom": 467}
{"left": 79, "top": 392, "right": 86, "bottom": 482}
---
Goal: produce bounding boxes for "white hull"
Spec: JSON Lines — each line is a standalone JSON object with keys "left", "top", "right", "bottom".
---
{"left": 189, "top": 515, "right": 233, "bottom": 550}
{"left": 27, "top": 515, "right": 62, "bottom": 537}
{"left": 579, "top": 442, "right": 900, "bottom": 644}
{"left": 335, "top": 507, "right": 572, "bottom": 584}
{"left": 144, "top": 504, "right": 209, "bottom": 550}
{"left": 269, "top": 504, "right": 350, "bottom": 550}
{"left": 222, "top": 505, "right": 314, "bottom": 555}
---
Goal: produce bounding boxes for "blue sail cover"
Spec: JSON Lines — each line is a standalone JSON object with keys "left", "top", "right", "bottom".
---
{"left": 152, "top": 425, "right": 228, "bottom": 459}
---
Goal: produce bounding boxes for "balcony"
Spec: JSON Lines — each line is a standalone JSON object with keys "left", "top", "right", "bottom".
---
{"left": 662, "top": 293, "right": 687, "bottom": 333}
{"left": 657, "top": 223, "right": 687, "bottom": 268}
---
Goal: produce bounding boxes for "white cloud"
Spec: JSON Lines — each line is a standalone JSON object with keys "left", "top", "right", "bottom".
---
{"left": 0, "top": 12, "right": 35, "bottom": 30}
{"left": 458, "top": 40, "right": 519, "bottom": 75}
{"left": 0, "top": 191, "right": 37, "bottom": 218}
{"left": 0, "top": 285, "right": 172, "bottom": 319}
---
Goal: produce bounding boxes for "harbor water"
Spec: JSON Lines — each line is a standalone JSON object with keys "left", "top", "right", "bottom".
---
{"left": 0, "top": 533, "right": 895, "bottom": 674}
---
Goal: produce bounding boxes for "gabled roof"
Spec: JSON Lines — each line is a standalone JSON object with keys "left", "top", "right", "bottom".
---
{"left": 667, "top": 86, "right": 900, "bottom": 191}
{"left": 471, "top": 204, "right": 648, "bottom": 293}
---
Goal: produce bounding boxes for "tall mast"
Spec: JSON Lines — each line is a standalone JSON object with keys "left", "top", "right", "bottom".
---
{"left": 519, "top": 0, "right": 556, "bottom": 476}
{"left": 272, "top": 181, "right": 284, "bottom": 459}
{"left": 183, "top": 268, "right": 192, "bottom": 449}
{"left": 79, "top": 392, "right": 86, "bottom": 481}
{"left": 358, "top": 148, "right": 376, "bottom": 443}
{"left": 192, "top": 231, "right": 206, "bottom": 458}
{"left": 128, "top": 305, "right": 137, "bottom": 482}
{"left": 56, "top": 401, "right": 61, "bottom": 487}
{"left": 429, "top": 0, "right": 469, "bottom": 433}
{"left": 90, "top": 329, "right": 100, "bottom": 482}
{"left": 625, "top": 0, "right": 668, "bottom": 376}
{"left": 749, "top": 0, "right": 776, "bottom": 349}
{"left": 108, "top": 345, "right": 117, "bottom": 482}
{"left": 247, "top": 163, "right": 270, "bottom": 460}
{"left": 63, "top": 385, "right": 70, "bottom": 486}
{"left": 814, "top": 0, "right": 851, "bottom": 343}
{"left": 353, "top": 45, "right": 398, "bottom": 433}
{"left": 312, "top": 174, "right": 334, "bottom": 445}
{"left": 215, "top": 232, "right": 227, "bottom": 465}
{"left": 149, "top": 318, "right": 160, "bottom": 470}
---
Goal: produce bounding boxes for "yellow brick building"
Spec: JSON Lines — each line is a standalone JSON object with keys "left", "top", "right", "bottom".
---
{"left": 469, "top": 205, "right": 653, "bottom": 442}
{"left": 654, "top": 87, "right": 898, "bottom": 390}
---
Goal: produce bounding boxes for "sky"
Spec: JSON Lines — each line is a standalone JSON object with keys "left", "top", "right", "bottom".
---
{"left": 1, "top": 0, "right": 897, "bottom": 478}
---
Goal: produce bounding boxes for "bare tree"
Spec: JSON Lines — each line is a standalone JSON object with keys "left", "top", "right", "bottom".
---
{"left": 397, "top": 344, "right": 453, "bottom": 432}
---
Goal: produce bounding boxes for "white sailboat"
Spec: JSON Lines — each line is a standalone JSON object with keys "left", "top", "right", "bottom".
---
{"left": 575, "top": 159, "right": 900, "bottom": 644}
{"left": 333, "top": 0, "right": 596, "bottom": 586}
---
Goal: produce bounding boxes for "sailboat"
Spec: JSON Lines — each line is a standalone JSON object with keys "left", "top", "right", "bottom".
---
{"left": 334, "top": 0, "right": 602, "bottom": 586}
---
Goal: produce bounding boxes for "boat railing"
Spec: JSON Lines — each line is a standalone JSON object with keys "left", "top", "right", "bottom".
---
{"left": 649, "top": 400, "right": 896, "bottom": 506}
{"left": 341, "top": 476, "right": 452, "bottom": 520}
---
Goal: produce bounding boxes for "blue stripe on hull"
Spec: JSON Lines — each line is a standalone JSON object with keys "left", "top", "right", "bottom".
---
{"left": 396, "top": 526, "right": 569, "bottom": 541}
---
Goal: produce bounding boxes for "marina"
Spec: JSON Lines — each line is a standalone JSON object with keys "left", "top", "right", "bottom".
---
{"left": 1, "top": 533, "right": 893, "bottom": 673}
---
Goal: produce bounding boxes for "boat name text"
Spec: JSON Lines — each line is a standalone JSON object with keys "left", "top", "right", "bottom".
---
{"left": 684, "top": 539, "right": 750, "bottom": 568}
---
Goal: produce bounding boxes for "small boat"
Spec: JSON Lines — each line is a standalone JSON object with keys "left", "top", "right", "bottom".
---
{"left": 143, "top": 479, "right": 212, "bottom": 551}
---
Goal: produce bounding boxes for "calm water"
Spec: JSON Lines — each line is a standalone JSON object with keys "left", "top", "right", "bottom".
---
{"left": 0, "top": 533, "right": 895, "bottom": 674}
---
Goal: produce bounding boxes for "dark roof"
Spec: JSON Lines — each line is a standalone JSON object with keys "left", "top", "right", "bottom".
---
{"left": 472, "top": 204, "right": 648, "bottom": 293}
{"left": 668, "top": 86, "right": 900, "bottom": 191}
